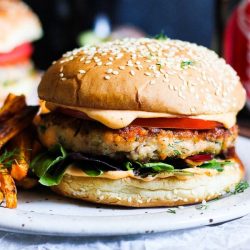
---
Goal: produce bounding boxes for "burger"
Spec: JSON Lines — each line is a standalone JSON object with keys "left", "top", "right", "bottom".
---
{"left": 0, "top": 0, "right": 42, "bottom": 104}
{"left": 32, "top": 38, "right": 246, "bottom": 207}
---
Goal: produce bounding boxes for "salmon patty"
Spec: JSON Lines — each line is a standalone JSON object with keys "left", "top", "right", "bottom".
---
{"left": 38, "top": 113, "right": 238, "bottom": 162}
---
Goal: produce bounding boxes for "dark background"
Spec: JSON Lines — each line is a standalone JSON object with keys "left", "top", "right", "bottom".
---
{"left": 24, "top": 0, "right": 240, "bottom": 70}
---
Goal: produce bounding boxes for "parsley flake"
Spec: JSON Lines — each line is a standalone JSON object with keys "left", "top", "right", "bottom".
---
{"left": 154, "top": 31, "right": 168, "bottom": 40}
{"left": 167, "top": 208, "right": 176, "bottom": 214}
{"left": 180, "top": 60, "right": 194, "bottom": 69}
{"left": 232, "top": 181, "right": 249, "bottom": 194}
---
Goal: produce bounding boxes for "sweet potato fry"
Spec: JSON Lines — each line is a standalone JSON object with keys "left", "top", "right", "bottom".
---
{"left": 0, "top": 190, "right": 4, "bottom": 204}
{"left": 0, "top": 94, "right": 26, "bottom": 122}
{"left": 0, "top": 168, "right": 17, "bottom": 208}
{"left": 9, "top": 128, "right": 33, "bottom": 181}
{"left": 0, "top": 105, "right": 39, "bottom": 149}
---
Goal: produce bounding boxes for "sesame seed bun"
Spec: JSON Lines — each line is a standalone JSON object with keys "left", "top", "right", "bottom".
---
{"left": 38, "top": 38, "right": 245, "bottom": 116}
{"left": 0, "top": 0, "right": 42, "bottom": 53}
{"left": 51, "top": 161, "right": 244, "bottom": 207}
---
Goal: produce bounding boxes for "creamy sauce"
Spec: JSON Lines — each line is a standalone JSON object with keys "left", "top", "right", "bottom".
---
{"left": 46, "top": 102, "right": 236, "bottom": 129}
{"left": 65, "top": 165, "right": 228, "bottom": 182}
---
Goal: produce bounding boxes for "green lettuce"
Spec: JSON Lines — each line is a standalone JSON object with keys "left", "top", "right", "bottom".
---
{"left": 199, "top": 159, "right": 232, "bottom": 172}
{"left": 30, "top": 144, "right": 68, "bottom": 186}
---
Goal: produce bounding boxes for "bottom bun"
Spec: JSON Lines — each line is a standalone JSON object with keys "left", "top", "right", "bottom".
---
{"left": 51, "top": 163, "right": 244, "bottom": 207}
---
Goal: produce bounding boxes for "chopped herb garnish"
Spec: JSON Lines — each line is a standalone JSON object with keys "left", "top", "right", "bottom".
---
{"left": 195, "top": 204, "right": 208, "bottom": 210}
{"left": 167, "top": 208, "right": 176, "bottom": 214}
{"left": 154, "top": 31, "right": 168, "bottom": 40}
{"left": 0, "top": 149, "right": 19, "bottom": 169}
{"left": 124, "top": 161, "right": 133, "bottom": 171}
{"left": 232, "top": 181, "right": 249, "bottom": 194}
{"left": 173, "top": 150, "right": 181, "bottom": 156}
{"left": 180, "top": 60, "right": 194, "bottom": 69}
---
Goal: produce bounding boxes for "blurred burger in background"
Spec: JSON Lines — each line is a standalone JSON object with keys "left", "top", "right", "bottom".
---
{"left": 0, "top": 0, "right": 42, "bottom": 104}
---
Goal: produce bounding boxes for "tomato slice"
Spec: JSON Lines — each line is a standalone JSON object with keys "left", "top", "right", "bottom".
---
{"left": 130, "top": 118, "right": 223, "bottom": 130}
{"left": 0, "top": 43, "right": 33, "bottom": 66}
{"left": 187, "top": 154, "right": 213, "bottom": 162}
{"left": 56, "top": 108, "right": 223, "bottom": 130}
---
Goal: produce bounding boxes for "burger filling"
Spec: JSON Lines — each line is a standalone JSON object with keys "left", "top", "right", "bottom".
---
{"left": 31, "top": 112, "right": 239, "bottom": 186}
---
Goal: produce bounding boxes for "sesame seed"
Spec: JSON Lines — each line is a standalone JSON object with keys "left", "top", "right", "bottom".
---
{"left": 97, "top": 62, "right": 102, "bottom": 66}
{"left": 52, "top": 61, "right": 56, "bottom": 65}
{"left": 61, "top": 77, "right": 66, "bottom": 81}
{"left": 106, "top": 62, "right": 112, "bottom": 66}
{"left": 85, "top": 60, "right": 91, "bottom": 64}
{"left": 130, "top": 70, "right": 135, "bottom": 76}
{"left": 113, "top": 70, "right": 119, "bottom": 75}
{"left": 119, "top": 66, "right": 125, "bottom": 70}
{"left": 149, "top": 80, "right": 156, "bottom": 85}
{"left": 144, "top": 72, "right": 151, "bottom": 76}
{"left": 78, "top": 70, "right": 86, "bottom": 74}
{"left": 104, "top": 75, "right": 111, "bottom": 80}
{"left": 59, "top": 73, "right": 64, "bottom": 77}
{"left": 106, "top": 69, "right": 113, "bottom": 73}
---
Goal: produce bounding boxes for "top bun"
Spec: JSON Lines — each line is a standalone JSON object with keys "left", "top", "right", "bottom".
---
{"left": 0, "top": 0, "right": 42, "bottom": 53}
{"left": 39, "top": 38, "right": 246, "bottom": 116}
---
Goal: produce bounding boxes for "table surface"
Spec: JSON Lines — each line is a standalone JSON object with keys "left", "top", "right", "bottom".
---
{"left": 1, "top": 212, "right": 250, "bottom": 250}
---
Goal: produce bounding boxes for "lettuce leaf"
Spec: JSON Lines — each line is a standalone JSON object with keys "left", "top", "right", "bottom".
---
{"left": 30, "top": 144, "right": 68, "bottom": 186}
{"left": 30, "top": 144, "right": 115, "bottom": 186}
{"left": 199, "top": 159, "right": 232, "bottom": 172}
{"left": 30, "top": 144, "right": 232, "bottom": 187}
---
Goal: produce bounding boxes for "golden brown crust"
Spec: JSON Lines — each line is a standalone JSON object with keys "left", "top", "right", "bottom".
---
{"left": 51, "top": 163, "right": 244, "bottom": 207}
{"left": 39, "top": 38, "right": 246, "bottom": 115}
{"left": 0, "top": 0, "right": 42, "bottom": 52}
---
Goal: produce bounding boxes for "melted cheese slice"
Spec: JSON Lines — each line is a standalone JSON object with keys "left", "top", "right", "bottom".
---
{"left": 46, "top": 102, "right": 236, "bottom": 129}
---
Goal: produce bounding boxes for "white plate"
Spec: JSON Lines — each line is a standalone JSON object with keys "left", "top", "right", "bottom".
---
{"left": 0, "top": 136, "right": 249, "bottom": 236}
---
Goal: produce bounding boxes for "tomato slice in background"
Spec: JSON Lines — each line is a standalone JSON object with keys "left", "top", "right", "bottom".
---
{"left": 130, "top": 118, "right": 223, "bottom": 130}
{"left": 0, "top": 43, "right": 33, "bottom": 66}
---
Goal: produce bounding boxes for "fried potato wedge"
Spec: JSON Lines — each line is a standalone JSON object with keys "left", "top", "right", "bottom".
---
{"left": 9, "top": 128, "right": 34, "bottom": 181}
{"left": 0, "top": 168, "right": 17, "bottom": 208}
{"left": 0, "top": 94, "right": 26, "bottom": 122}
{"left": 0, "top": 106, "right": 39, "bottom": 149}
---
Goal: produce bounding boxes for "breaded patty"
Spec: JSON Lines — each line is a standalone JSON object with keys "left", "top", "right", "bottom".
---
{"left": 38, "top": 113, "right": 238, "bottom": 162}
